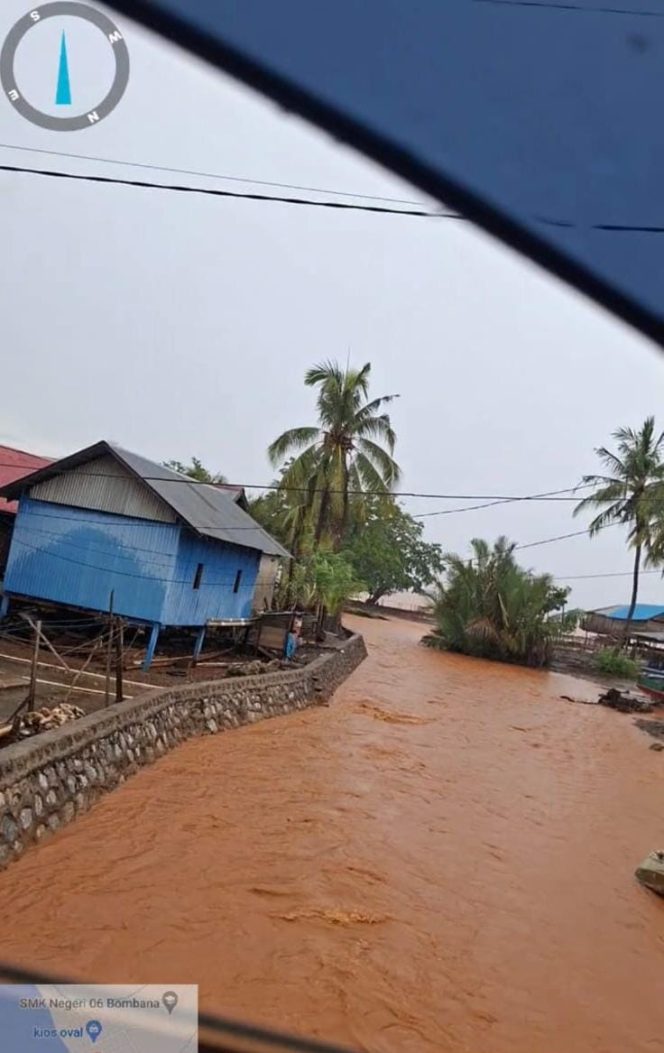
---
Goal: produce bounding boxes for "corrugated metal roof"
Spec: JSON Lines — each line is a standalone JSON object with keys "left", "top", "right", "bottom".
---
{"left": 0, "top": 444, "right": 52, "bottom": 515}
{"left": 602, "top": 604, "right": 664, "bottom": 621}
{"left": 30, "top": 453, "right": 177, "bottom": 523}
{"left": 0, "top": 441, "right": 289, "bottom": 559}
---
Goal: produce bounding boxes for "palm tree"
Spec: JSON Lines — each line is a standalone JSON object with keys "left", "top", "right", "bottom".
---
{"left": 249, "top": 460, "right": 316, "bottom": 556}
{"left": 574, "top": 417, "right": 664, "bottom": 643}
{"left": 268, "top": 361, "right": 400, "bottom": 548}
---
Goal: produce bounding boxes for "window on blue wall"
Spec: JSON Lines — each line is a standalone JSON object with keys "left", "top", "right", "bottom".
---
{"left": 233, "top": 569, "right": 242, "bottom": 594}
{"left": 193, "top": 563, "right": 204, "bottom": 590}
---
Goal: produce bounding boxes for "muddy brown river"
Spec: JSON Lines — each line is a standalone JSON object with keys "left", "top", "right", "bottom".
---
{"left": 0, "top": 616, "right": 662, "bottom": 1052}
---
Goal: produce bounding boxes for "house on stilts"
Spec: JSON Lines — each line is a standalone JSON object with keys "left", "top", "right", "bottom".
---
{"left": 0, "top": 441, "right": 288, "bottom": 668}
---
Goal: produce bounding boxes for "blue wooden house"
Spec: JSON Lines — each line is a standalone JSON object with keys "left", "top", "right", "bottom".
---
{"left": 0, "top": 441, "right": 289, "bottom": 667}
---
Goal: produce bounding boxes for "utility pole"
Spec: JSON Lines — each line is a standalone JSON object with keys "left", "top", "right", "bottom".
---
{"left": 105, "top": 590, "right": 114, "bottom": 707}
{"left": 115, "top": 618, "right": 124, "bottom": 704}
{"left": 27, "top": 618, "right": 41, "bottom": 712}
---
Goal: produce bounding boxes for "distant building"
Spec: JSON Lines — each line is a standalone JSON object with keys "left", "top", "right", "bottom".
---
{"left": 0, "top": 444, "right": 52, "bottom": 575}
{"left": 582, "top": 604, "right": 664, "bottom": 639}
{"left": 0, "top": 441, "right": 288, "bottom": 667}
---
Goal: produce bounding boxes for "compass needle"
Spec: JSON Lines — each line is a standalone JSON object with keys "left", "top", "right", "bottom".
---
{"left": 55, "top": 30, "right": 72, "bottom": 106}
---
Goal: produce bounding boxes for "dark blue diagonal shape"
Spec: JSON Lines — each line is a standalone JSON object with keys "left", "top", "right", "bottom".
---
{"left": 105, "top": 0, "right": 664, "bottom": 346}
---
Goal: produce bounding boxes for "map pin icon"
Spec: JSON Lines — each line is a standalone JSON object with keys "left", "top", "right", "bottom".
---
{"left": 162, "top": 991, "right": 178, "bottom": 1016}
{"left": 85, "top": 1020, "right": 103, "bottom": 1044}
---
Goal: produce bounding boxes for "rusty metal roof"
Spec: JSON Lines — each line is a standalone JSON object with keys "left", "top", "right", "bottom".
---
{"left": 0, "top": 444, "right": 52, "bottom": 516}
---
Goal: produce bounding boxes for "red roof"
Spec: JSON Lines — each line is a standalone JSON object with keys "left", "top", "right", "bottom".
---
{"left": 0, "top": 444, "right": 53, "bottom": 515}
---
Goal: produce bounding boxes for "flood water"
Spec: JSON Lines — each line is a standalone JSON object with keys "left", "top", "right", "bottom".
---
{"left": 0, "top": 616, "right": 662, "bottom": 1052}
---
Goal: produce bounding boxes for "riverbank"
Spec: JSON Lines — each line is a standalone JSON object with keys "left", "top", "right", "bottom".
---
{"left": 0, "top": 615, "right": 661, "bottom": 1052}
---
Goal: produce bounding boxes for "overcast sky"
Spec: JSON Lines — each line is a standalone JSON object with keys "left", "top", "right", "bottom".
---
{"left": 2, "top": 0, "right": 663, "bottom": 610}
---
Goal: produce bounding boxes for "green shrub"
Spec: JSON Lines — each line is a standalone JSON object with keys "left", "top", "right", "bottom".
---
{"left": 422, "top": 537, "right": 569, "bottom": 668}
{"left": 594, "top": 648, "right": 638, "bottom": 678}
{"left": 288, "top": 551, "right": 365, "bottom": 616}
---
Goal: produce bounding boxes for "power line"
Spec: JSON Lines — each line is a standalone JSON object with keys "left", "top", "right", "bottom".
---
{"left": 14, "top": 520, "right": 288, "bottom": 575}
{"left": 4, "top": 164, "right": 659, "bottom": 233}
{"left": 0, "top": 464, "right": 649, "bottom": 556}
{"left": 5, "top": 162, "right": 664, "bottom": 234}
{"left": 446, "top": 521, "right": 656, "bottom": 584}
{"left": 474, "top": 0, "right": 664, "bottom": 16}
{"left": 11, "top": 537, "right": 282, "bottom": 589}
{"left": 0, "top": 164, "right": 454, "bottom": 219}
{"left": 104, "top": 0, "right": 664, "bottom": 349}
{"left": 514, "top": 524, "right": 620, "bottom": 550}
{"left": 6, "top": 507, "right": 656, "bottom": 587}
{"left": 453, "top": 522, "right": 620, "bottom": 568}
{"left": 1, "top": 465, "right": 652, "bottom": 559}
{"left": 11, "top": 491, "right": 587, "bottom": 536}
{"left": 7, "top": 515, "right": 627, "bottom": 582}
{"left": 9, "top": 506, "right": 290, "bottom": 533}
{"left": 555, "top": 567, "right": 661, "bottom": 580}
{"left": 412, "top": 484, "right": 588, "bottom": 518}
{"left": 0, "top": 462, "right": 587, "bottom": 500}
{"left": 0, "top": 141, "right": 434, "bottom": 208}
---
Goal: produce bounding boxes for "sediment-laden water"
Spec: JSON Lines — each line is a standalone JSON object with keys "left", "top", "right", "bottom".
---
{"left": 0, "top": 616, "right": 662, "bottom": 1052}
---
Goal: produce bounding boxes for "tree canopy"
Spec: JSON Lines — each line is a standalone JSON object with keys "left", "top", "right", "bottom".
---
{"left": 574, "top": 416, "right": 664, "bottom": 641}
{"left": 163, "top": 457, "right": 227, "bottom": 484}
{"left": 343, "top": 499, "right": 444, "bottom": 604}
{"left": 289, "top": 550, "right": 365, "bottom": 618}
{"left": 424, "top": 537, "right": 570, "bottom": 668}
{"left": 268, "top": 361, "right": 400, "bottom": 550}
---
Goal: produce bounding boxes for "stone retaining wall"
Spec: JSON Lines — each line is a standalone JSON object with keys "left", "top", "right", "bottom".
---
{"left": 0, "top": 633, "right": 367, "bottom": 870}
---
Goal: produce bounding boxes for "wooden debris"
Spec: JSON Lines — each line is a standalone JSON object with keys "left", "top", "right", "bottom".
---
{"left": 227, "top": 660, "right": 269, "bottom": 678}
{"left": 12, "top": 703, "right": 85, "bottom": 741}
{"left": 0, "top": 678, "right": 28, "bottom": 692}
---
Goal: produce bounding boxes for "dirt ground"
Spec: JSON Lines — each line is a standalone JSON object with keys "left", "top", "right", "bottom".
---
{"left": 0, "top": 631, "right": 319, "bottom": 725}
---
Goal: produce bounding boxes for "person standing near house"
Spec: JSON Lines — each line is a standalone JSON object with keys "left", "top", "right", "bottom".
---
{"left": 285, "top": 613, "right": 303, "bottom": 660}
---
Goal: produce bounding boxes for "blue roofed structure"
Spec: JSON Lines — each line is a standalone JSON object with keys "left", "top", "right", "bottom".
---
{"left": 0, "top": 441, "right": 288, "bottom": 667}
{"left": 602, "top": 605, "right": 664, "bottom": 622}
{"left": 583, "top": 603, "right": 664, "bottom": 640}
